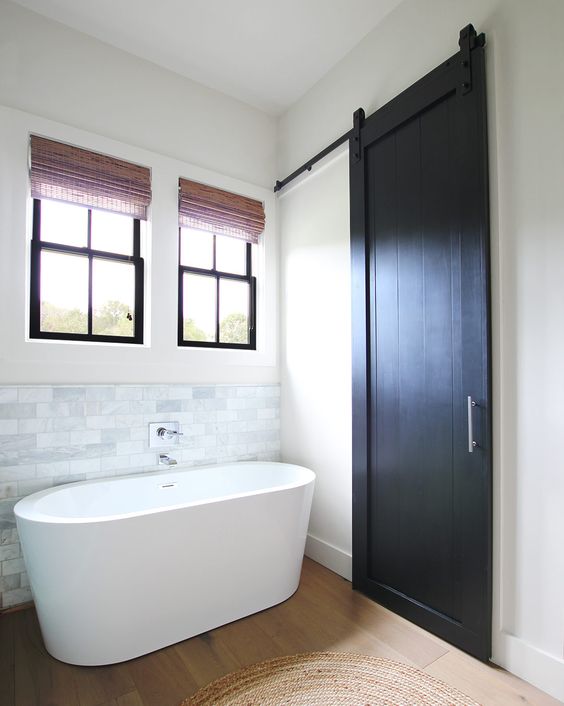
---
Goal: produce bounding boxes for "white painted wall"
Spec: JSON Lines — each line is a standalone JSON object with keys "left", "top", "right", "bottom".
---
{"left": 278, "top": 0, "right": 564, "bottom": 700}
{"left": 0, "top": 0, "right": 276, "bottom": 188}
{"left": 279, "top": 148, "right": 352, "bottom": 580}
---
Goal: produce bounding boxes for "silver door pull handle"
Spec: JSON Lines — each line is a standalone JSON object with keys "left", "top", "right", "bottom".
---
{"left": 467, "top": 396, "right": 478, "bottom": 453}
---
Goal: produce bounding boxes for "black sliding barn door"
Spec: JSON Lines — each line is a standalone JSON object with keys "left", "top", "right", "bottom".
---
{"left": 351, "top": 26, "right": 491, "bottom": 661}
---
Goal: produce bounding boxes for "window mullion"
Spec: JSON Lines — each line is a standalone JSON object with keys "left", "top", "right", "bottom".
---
{"left": 87, "top": 255, "right": 93, "bottom": 337}
{"left": 32, "top": 200, "right": 41, "bottom": 240}
{"left": 133, "top": 219, "right": 140, "bottom": 258}
{"left": 29, "top": 240, "right": 41, "bottom": 338}
{"left": 87, "top": 209, "right": 92, "bottom": 249}
{"left": 246, "top": 242, "right": 252, "bottom": 277}
{"left": 179, "top": 264, "right": 248, "bottom": 281}
{"left": 215, "top": 276, "right": 220, "bottom": 343}
{"left": 134, "top": 258, "right": 144, "bottom": 344}
{"left": 214, "top": 234, "right": 219, "bottom": 343}
{"left": 35, "top": 240, "right": 137, "bottom": 262}
{"left": 87, "top": 210, "right": 93, "bottom": 336}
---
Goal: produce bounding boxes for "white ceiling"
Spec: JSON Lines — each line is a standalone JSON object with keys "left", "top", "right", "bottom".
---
{"left": 11, "top": 0, "right": 402, "bottom": 115}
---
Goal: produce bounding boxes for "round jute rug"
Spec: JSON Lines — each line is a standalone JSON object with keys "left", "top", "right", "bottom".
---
{"left": 180, "top": 652, "right": 479, "bottom": 706}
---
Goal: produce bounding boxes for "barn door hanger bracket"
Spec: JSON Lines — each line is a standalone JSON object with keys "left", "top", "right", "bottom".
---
{"left": 351, "top": 108, "right": 365, "bottom": 165}
{"left": 459, "top": 24, "right": 486, "bottom": 95}
{"left": 273, "top": 107, "right": 365, "bottom": 192}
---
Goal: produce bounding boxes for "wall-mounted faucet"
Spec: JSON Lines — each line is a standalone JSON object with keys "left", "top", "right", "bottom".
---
{"left": 159, "top": 453, "right": 177, "bottom": 467}
{"left": 149, "top": 421, "right": 183, "bottom": 448}
{"left": 157, "top": 426, "right": 183, "bottom": 441}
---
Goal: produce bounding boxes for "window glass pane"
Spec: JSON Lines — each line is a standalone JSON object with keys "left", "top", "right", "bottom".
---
{"left": 219, "top": 279, "right": 249, "bottom": 345}
{"left": 40, "top": 199, "right": 88, "bottom": 247}
{"left": 180, "top": 228, "right": 213, "bottom": 269}
{"left": 92, "top": 259, "right": 135, "bottom": 337}
{"left": 91, "top": 210, "right": 133, "bottom": 255}
{"left": 183, "top": 273, "right": 216, "bottom": 342}
{"left": 40, "top": 251, "right": 88, "bottom": 334}
{"left": 216, "top": 235, "right": 246, "bottom": 275}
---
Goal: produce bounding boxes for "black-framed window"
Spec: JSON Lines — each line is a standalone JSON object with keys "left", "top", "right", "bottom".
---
{"left": 30, "top": 199, "right": 144, "bottom": 344}
{"left": 178, "top": 227, "right": 256, "bottom": 349}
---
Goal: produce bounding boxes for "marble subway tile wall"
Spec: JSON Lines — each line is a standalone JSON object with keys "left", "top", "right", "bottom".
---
{"left": 0, "top": 383, "right": 280, "bottom": 609}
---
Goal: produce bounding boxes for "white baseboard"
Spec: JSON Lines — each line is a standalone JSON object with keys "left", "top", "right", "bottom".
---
{"left": 305, "top": 533, "right": 352, "bottom": 581}
{"left": 493, "top": 630, "right": 564, "bottom": 703}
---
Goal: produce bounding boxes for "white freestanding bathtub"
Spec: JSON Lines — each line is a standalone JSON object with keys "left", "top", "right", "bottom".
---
{"left": 14, "top": 461, "right": 315, "bottom": 666}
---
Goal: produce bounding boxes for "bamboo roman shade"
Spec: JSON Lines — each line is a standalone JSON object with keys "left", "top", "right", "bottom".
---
{"left": 30, "top": 136, "right": 152, "bottom": 220}
{"left": 178, "top": 178, "right": 265, "bottom": 244}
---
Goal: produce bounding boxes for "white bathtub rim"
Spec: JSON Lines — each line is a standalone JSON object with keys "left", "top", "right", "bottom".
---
{"left": 14, "top": 461, "right": 315, "bottom": 525}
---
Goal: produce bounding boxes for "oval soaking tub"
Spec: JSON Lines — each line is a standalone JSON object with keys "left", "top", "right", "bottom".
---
{"left": 15, "top": 461, "right": 315, "bottom": 666}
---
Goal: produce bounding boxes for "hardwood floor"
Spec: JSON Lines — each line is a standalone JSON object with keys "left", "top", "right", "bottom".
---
{"left": 0, "top": 558, "right": 559, "bottom": 706}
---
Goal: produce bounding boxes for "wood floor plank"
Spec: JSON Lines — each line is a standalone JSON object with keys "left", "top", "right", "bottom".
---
{"left": 210, "top": 613, "right": 286, "bottom": 668}
{"left": 174, "top": 631, "right": 240, "bottom": 689}
{"left": 97, "top": 691, "right": 144, "bottom": 706}
{"left": 115, "top": 692, "right": 145, "bottom": 706}
{"left": 0, "top": 611, "right": 16, "bottom": 706}
{"left": 13, "top": 608, "right": 79, "bottom": 706}
{"left": 270, "top": 565, "right": 421, "bottom": 663}
{"left": 424, "top": 650, "right": 563, "bottom": 706}
{"left": 126, "top": 644, "right": 198, "bottom": 706}
{"left": 301, "top": 559, "right": 449, "bottom": 666}
{"left": 6, "top": 557, "right": 559, "bottom": 706}
{"left": 72, "top": 663, "right": 136, "bottom": 706}
{"left": 252, "top": 600, "right": 319, "bottom": 654}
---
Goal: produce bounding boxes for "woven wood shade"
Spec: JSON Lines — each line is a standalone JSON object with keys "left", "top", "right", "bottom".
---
{"left": 179, "top": 178, "right": 265, "bottom": 244}
{"left": 30, "top": 136, "right": 152, "bottom": 220}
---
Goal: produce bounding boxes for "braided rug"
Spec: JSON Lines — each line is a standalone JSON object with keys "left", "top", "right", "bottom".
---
{"left": 181, "top": 651, "right": 479, "bottom": 705}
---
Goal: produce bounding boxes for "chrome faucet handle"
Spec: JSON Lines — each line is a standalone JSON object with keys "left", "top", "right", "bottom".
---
{"left": 157, "top": 427, "right": 184, "bottom": 440}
